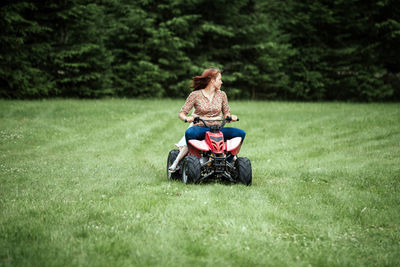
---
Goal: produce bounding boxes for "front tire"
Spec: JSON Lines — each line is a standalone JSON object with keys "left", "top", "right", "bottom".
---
{"left": 182, "top": 155, "right": 201, "bottom": 184}
{"left": 235, "top": 157, "right": 252, "bottom": 186}
{"left": 167, "top": 149, "right": 180, "bottom": 180}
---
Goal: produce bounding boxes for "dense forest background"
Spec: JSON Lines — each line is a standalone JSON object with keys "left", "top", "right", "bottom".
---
{"left": 1, "top": 0, "right": 399, "bottom": 101}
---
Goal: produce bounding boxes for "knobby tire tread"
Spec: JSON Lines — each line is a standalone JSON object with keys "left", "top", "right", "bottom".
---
{"left": 236, "top": 157, "right": 252, "bottom": 186}
{"left": 167, "top": 149, "right": 180, "bottom": 180}
{"left": 184, "top": 155, "right": 201, "bottom": 184}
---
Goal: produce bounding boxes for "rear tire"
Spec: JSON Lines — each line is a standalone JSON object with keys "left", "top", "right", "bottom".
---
{"left": 235, "top": 157, "right": 252, "bottom": 186}
{"left": 182, "top": 155, "right": 201, "bottom": 184}
{"left": 167, "top": 149, "right": 180, "bottom": 180}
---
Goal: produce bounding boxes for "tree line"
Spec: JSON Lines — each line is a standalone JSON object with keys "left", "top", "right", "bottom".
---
{"left": 1, "top": 0, "right": 399, "bottom": 101}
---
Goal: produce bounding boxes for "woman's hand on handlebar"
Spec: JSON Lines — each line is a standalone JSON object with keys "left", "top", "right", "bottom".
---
{"left": 179, "top": 112, "right": 195, "bottom": 123}
{"left": 185, "top": 116, "right": 194, "bottom": 123}
{"left": 226, "top": 114, "right": 238, "bottom": 122}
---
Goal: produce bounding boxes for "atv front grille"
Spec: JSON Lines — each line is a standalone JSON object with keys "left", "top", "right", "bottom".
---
{"left": 212, "top": 155, "right": 226, "bottom": 173}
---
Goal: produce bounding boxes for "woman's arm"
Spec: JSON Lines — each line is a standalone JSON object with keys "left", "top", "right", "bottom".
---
{"left": 179, "top": 92, "right": 196, "bottom": 122}
{"left": 178, "top": 112, "right": 194, "bottom": 122}
{"left": 221, "top": 91, "right": 238, "bottom": 121}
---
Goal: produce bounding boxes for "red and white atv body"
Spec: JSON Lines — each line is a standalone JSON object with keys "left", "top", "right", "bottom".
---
{"left": 188, "top": 132, "right": 242, "bottom": 155}
{"left": 167, "top": 117, "right": 252, "bottom": 185}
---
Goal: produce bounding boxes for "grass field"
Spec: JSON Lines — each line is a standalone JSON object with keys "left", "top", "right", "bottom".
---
{"left": 0, "top": 99, "right": 399, "bottom": 266}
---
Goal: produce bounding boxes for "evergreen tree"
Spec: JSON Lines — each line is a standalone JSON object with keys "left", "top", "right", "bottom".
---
{"left": 167, "top": 0, "right": 294, "bottom": 99}
{"left": 0, "top": 0, "right": 398, "bottom": 100}
{"left": 280, "top": 0, "right": 399, "bottom": 101}
{"left": 224, "top": 0, "right": 294, "bottom": 99}
{"left": 0, "top": 1, "right": 54, "bottom": 98}
{"left": 46, "top": 0, "right": 112, "bottom": 97}
{"left": 104, "top": 0, "right": 196, "bottom": 97}
{"left": 375, "top": 0, "right": 400, "bottom": 100}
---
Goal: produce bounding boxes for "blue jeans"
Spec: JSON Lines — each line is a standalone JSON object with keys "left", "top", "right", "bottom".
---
{"left": 185, "top": 126, "right": 246, "bottom": 145}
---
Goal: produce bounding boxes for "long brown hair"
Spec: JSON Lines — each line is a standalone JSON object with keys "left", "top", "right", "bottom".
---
{"left": 189, "top": 68, "right": 221, "bottom": 91}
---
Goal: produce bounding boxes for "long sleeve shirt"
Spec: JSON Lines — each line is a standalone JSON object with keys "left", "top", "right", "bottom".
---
{"left": 180, "top": 90, "right": 230, "bottom": 126}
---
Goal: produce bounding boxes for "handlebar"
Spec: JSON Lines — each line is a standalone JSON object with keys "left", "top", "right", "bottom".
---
{"left": 190, "top": 116, "right": 239, "bottom": 132}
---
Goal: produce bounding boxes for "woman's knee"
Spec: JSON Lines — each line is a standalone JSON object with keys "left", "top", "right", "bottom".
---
{"left": 185, "top": 128, "right": 194, "bottom": 141}
{"left": 185, "top": 127, "right": 204, "bottom": 141}
{"left": 185, "top": 127, "right": 195, "bottom": 136}
{"left": 185, "top": 129, "right": 192, "bottom": 142}
{"left": 238, "top": 129, "right": 246, "bottom": 140}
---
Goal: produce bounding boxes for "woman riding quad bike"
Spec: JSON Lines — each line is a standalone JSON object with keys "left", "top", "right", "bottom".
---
{"left": 167, "top": 116, "right": 252, "bottom": 185}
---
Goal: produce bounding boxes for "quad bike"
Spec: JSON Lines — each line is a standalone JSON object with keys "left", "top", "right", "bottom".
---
{"left": 167, "top": 116, "right": 252, "bottom": 185}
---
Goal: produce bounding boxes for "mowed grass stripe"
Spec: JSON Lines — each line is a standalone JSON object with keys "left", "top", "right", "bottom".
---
{"left": 0, "top": 100, "right": 399, "bottom": 266}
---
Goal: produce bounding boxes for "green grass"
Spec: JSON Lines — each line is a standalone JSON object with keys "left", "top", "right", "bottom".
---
{"left": 0, "top": 99, "right": 399, "bottom": 266}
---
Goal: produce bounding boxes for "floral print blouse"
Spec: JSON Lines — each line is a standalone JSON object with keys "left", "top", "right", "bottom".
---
{"left": 180, "top": 90, "right": 230, "bottom": 126}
